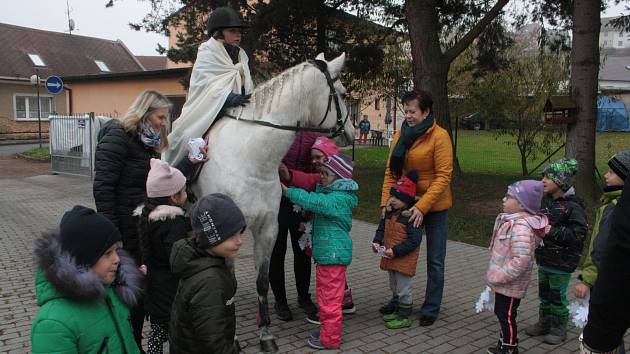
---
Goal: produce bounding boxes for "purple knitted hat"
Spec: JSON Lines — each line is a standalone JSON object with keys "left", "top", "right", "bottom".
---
{"left": 322, "top": 154, "right": 353, "bottom": 179}
{"left": 508, "top": 180, "right": 544, "bottom": 214}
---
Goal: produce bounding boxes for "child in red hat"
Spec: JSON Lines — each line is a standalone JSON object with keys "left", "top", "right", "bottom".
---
{"left": 372, "top": 171, "right": 423, "bottom": 329}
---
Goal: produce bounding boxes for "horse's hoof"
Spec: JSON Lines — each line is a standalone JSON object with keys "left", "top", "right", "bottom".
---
{"left": 260, "top": 337, "right": 278, "bottom": 353}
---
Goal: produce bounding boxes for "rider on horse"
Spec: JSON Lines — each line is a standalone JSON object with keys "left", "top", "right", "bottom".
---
{"left": 164, "top": 6, "right": 254, "bottom": 169}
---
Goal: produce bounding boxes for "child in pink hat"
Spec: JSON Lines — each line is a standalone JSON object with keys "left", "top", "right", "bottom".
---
{"left": 134, "top": 158, "right": 188, "bottom": 354}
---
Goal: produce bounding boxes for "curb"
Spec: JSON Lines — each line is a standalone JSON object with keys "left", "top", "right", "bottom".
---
{"left": 0, "top": 140, "right": 49, "bottom": 146}
{"left": 16, "top": 153, "right": 50, "bottom": 162}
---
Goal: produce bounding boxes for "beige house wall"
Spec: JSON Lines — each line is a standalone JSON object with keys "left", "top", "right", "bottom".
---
{"left": 0, "top": 80, "right": 68, "bottom": 139}
{"left": 67, "top": 77, "right": 187, "bottom": 116}
{"left": 357, "top": 95, "right": 404, "bottom": 135}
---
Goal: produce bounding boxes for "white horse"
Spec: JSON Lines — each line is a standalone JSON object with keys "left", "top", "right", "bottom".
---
{"left": 192, "top": 53, "right": 354, "bottom": 352}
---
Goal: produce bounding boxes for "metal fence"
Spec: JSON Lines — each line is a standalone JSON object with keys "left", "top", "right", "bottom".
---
{"left": 49, "top": 113, "right": 115, "bottom": 178}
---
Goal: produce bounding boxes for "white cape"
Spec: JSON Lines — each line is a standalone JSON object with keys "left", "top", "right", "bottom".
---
{"left": 163, "top": 37, "right": 254, "bottom": 165}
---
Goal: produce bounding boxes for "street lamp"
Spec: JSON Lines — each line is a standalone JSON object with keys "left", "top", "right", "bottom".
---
{"left": 29, "top": 70, "right": 42, "bottom": 148}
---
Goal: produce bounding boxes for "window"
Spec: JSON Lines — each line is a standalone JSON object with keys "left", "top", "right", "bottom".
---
{"left": 14, "top": 95, "right": 55, "bottom": 120}
{"left": 619, "top": 40, "right": 623, "bottom": 46}
{"left": 94, "top": 60, "right": 111, "bottom": 72}
{"left": 375, "top": 98, "right": 380, "bottom": 110}
{"left": 28, "top": 53, "right": 46, "bottom": 66}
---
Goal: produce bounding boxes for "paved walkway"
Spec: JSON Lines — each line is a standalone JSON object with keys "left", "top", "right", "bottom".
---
{"left": 0, "top": 174, "right": 627, "bottom": 353}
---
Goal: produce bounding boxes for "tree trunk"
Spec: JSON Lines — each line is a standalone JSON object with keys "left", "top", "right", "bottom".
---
{"left": 567, "top": 0, "right": 600, "bottom": 205}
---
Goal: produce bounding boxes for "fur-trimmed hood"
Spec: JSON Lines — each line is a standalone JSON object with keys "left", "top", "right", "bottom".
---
{"left": 34, "top": 232, "right": 143, "bottom": 308}
{"left": 133, "top": 204, "right": 185, "bottom": 221}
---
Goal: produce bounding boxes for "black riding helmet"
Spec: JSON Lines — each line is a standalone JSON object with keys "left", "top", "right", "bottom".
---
{"left": 207, "top": 7, "right": 248, "bottom": 37}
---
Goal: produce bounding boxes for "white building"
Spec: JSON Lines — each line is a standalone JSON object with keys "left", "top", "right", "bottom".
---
{"left": 600, "top": 17, "right": 630, "bottom": 49}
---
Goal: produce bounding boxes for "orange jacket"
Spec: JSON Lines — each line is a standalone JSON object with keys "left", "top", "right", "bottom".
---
{"left": 380, "top": 122, "right": 453, "bottom": 214}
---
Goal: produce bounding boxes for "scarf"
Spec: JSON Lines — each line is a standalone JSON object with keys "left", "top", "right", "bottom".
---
{"left": 389, "top": 113, "right": 435, "bottom": 178}
{"left": 138, "top": 121, "right": 161, "bottom": 149}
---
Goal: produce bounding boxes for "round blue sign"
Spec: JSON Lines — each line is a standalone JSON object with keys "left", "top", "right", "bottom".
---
{"left": 45, "top": 76, "right": 64, "bottom": 94}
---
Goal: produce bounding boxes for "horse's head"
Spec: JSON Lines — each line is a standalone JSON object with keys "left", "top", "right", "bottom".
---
{"left": 307, "top": 53, "right": 355, "bottom": 147}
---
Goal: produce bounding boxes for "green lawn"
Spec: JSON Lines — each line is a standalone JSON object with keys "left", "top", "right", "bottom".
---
{"left": 352, "top": 131, "right": 629, "bottom": 247}
{"left": 21, "top": 147, "right": 51, "bottom": 160}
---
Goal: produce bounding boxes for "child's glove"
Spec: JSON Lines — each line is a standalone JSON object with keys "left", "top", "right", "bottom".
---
{"left": 475, "top": 286, "right": 494, "bottom": 313}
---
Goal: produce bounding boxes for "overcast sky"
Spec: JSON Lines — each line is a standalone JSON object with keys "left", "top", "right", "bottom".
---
{"left": 0, "top": 1, "right": 627, "bottom": 56}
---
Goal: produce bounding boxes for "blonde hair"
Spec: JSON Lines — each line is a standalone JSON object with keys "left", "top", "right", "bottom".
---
{"left": 121, "top": 90, "right": 172, "bottom": 151}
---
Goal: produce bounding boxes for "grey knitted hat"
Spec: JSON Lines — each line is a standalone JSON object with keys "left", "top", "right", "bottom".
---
{"left": 608, "top": 150, "right": 630, "bottom": 181}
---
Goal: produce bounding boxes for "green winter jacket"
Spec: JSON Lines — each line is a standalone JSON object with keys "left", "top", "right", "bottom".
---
{"left": 579, "top": 188, "right": 622, "bottom": 287}
{"left": 169, "top": 238, "right": 238, "bottom": 354}
{"left": 285, "top": 178, "right": 358, "bottom": 266}
{"left": 31, "top": 233, "right": 142, "bottom": 354}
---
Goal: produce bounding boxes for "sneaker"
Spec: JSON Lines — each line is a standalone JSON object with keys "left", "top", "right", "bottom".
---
{"left": 274, "top": 302, "right": 293, "bottom": 321}
{"left": 342, "top": 287, "right": 356, "bottom": 314}
{"left": 310, "top": 331, "right": 320, "bottom": 341}
{"left": 307, "top": 337, "right": 326, "bottom": 350}
{"left": 342, "top": 302, "right": 356, "bottom": 314}
{"left": 298, "top": 297, "right": 318, "bottom": 314}
{"left": 306, "top": 312, "right": 320, "bottom": 325}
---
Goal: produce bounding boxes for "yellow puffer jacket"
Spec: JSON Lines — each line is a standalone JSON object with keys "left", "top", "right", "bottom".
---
{"left": 381, "top": 122, "right": 453, "bottom": 214}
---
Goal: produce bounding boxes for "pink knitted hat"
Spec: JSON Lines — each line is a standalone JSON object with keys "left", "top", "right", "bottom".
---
{"left": 323, "top": 154, "right": 353, "bottom": 179}
{"left": 311, "top": 136, "right": 339, "bottom": 158}
{"left": 146, "top": 159, "right": 186, "bottom": 198}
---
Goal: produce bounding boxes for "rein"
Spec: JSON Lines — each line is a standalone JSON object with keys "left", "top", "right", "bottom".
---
{"left": 222, "top": 59, "right": 349, "bottom": 137}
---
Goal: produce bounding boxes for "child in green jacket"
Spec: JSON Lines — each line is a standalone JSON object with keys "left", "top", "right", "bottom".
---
{"left": 169, "top": 193, "right": 246, "bottom": 354}
{"left": 31, "top": 206, "right": 142, "bottom": 354}
{"left": 282, "top": 154, "right": 358, "bottom": 350}
{"left": 574, "top": 150, "right": 628, "bottom": 353}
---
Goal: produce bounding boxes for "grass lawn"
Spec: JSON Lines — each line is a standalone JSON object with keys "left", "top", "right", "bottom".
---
{"left": 352, "top": 130, "right": 629, "bottom": 247}
{"left": 20, "top": 147, "right": 51, "bottom": 160}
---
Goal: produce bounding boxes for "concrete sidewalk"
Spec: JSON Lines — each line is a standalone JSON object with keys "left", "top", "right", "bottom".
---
{"left": 0, "top": 174, "right": 627, "bottom": 353}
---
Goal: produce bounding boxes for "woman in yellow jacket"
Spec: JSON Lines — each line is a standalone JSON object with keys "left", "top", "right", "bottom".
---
{"left": 380, "top": 89, "right": 453, "bottom": 327}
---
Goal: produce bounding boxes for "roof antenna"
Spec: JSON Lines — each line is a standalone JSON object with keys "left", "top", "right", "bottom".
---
{"left": 66, "top": 0, "right": 76, "bottom": 34}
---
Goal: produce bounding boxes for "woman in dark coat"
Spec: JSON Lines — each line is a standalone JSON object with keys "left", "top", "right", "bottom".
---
{"left": 93, "top": 89, "right": 172, "bottom": 352}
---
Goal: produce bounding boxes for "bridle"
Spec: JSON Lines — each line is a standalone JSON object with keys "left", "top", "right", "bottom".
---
{"left": 223, "top": 59, "right": 350, "bottom": 138}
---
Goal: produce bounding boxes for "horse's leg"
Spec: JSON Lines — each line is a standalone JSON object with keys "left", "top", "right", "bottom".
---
{"left": 253, "top": 215, "right": 279, "bottom": 353}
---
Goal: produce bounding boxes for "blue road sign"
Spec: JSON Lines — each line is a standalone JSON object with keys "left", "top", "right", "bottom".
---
{"left": 45, "top": 76, "right": 64, "bottom": 94}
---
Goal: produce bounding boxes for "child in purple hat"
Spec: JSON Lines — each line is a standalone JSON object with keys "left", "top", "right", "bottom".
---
{"left": 485, "top": 180, "right": 549, "bottom": 354}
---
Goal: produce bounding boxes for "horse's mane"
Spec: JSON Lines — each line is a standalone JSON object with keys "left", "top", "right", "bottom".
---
{"left": 250, "top": 61, "right": 314, "bottom": 120}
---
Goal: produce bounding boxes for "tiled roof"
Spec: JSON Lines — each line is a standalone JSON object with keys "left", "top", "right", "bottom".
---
{"left": 0, "top": 22, "right": 144, "bottom": 79}
{"left": 600, "top": 55, "right": 630, "bottom": 82}
{"left": 136, "top": 56, "right": 168, "bottom": 70}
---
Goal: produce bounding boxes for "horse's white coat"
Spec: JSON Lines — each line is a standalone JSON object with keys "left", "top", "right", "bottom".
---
{"left": 192, "top": 53, "right": 354, "bottom": 347}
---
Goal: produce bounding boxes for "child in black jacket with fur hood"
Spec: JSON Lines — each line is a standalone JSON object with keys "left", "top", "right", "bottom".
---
{"left": 136, "top": 158, "right": 189, "bottom": 354}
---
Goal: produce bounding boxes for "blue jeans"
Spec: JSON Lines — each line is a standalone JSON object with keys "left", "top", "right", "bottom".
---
{"left": 420, "top": 209, "right": 449, "bottom": 318}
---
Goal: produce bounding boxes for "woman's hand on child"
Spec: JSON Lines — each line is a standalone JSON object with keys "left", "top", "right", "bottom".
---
{"left": 544, "top": 224, "right": 552, "bottom": 235}
{"left": 278, "top": 163, "right": 291, "bottom": 182}
{"left": 383, "top": 248, "right": 394, "bottom": 259}
{"left": 573, "top": 282, "right": 590, "bottom": 299}
{"left": 408, "top": 206, "right": 424, "bottom": 227}
{"left": 371, "top": 242, "right": 380, "bottom": 253}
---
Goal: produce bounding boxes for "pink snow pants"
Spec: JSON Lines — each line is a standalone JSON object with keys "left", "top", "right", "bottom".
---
{"left": 316, "top": 264, "right": 347, "bottom": 349}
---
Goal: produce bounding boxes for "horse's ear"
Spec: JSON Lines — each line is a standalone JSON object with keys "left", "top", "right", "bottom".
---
{"left": 328, "top": 52, "right": 346, "bottom": 76}
{"left": 315, "top": 52, "right": 326, "bottom": 60}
